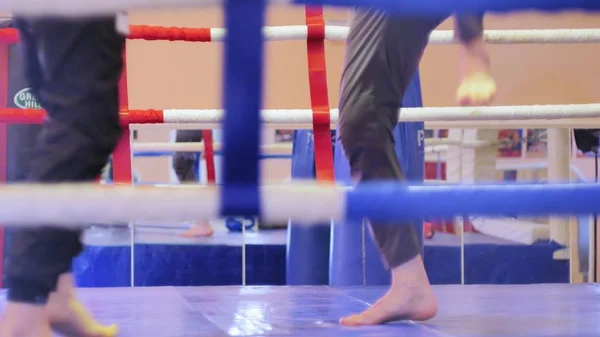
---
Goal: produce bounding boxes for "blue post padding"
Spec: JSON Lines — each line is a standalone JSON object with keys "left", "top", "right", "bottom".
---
{"left": 286, "top": 130, "right": 331, "bottom": 285}
{"left": 329, "top": 125, "right": 367, "bottom": 286}
{"left": 395, "top": 71, "right": 425, "bottom": 255}
{"left": 220, "top": 0, "right": 265, "bottom": 217}
{"left": 345, "top": 182, "right": 600, "bottom": 221}
{"left": 329, "top": 73, "right": 424, "bottom": 286}
{"left": 294, "top": 0, "right": 600, "bottom": 14}
{"left": 194, "top": 154, "right": 201, "bottom": 182}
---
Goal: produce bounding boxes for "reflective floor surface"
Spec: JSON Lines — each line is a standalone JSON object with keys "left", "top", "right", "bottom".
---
{"left": 9, "top": 284, "right": 599, "bottom": 337}
{"left": 83, "top": 224, "right": 519, "bottom": 247}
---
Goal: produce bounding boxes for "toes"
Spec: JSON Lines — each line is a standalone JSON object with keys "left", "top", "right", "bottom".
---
{"left": 94, "top": 323, "right": 119, "bottom": 337}
{"left": 339, "top": 314, "right": 366, "bottom": 326}
{"left": 179, "top": 230, "right": 214, "bottom": 237}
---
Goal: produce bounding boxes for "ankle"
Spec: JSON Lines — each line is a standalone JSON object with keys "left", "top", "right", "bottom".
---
{"left": 390, "top": 255, "right": 430, "bottom": 285}
{"left": 55, "top": 273, "right": 76, "bottom": 296}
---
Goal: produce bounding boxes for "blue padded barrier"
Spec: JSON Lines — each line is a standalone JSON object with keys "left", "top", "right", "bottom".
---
{"left": 286, "top": 130, "right": 330, "bottom": 285}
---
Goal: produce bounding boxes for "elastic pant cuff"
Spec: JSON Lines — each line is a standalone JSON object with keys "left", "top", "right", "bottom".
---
{"left": 6, "top": 280, "right": 51, "bottom": 305}
{"left": 372, "top": 222, "right": 421, "bottom": 269}
{"left": 383, "top": 249, "right": 420, "bottom": 270}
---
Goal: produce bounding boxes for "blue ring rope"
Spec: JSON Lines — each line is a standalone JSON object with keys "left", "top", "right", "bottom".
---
{"left": 220, "top": 0, "right": 266, "bottom": 217}
{"left": 346, "top": 182, "right": 600, "bottom": 222}
{"left": 293, "top": 0, "right": 600, "bottom": 14}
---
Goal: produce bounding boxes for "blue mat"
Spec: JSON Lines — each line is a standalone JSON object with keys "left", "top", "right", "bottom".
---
{"left": 29, "top": 283, "right": 600, "bottom": 336}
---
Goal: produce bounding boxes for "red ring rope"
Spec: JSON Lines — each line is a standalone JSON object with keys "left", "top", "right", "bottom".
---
{"left": 0, "top": 108, "right": 170, "bottom": 124}
{"left": 111, "top": 49, "right": 133, "bottom": 184}
{"left": 202, "top": 130, "right": 216, "bottom": 184}
{"left": 305, "top": 6, "right": 334, "bottom": 182}
{"left": 0, "top": 26, "right": 218, "bottom": 44}
{"left": 129, "top": 26, "right": 212, "bottom": 41}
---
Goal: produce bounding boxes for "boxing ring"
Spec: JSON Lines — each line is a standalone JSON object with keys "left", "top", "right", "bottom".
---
{"left": 3, "top": 0, "right": 600, "bottom": 336}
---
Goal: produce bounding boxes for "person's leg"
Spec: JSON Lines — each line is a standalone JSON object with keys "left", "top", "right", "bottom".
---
{"left": 455, "top": 15, "right": 496, "bottom": 106}
{"left": 173, "top": 130, "right": 202, "bottom": 182}
{"left": 172, "top": 161, "right": 196, "bottom": 181}
{"left": 173, "top": 130, "right": 214, "bottom": 237}
{"left": 337, "top": 11, "right": 445, "bottom": 326}
{"left": 1, "top": 17, "right": 124, "bottom": 337}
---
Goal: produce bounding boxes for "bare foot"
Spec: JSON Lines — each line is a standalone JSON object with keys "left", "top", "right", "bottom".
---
{"left": 456, "top": 36, "right": 497, "bottom": 106}
{"left": 0, "top": 303, "right": 52, "bottom": 337}
{"left": 179, "top": 221, "right": 214, "bottom": 237}
{"left": 47, "top": 274, "right": 118, "bottom": 337}
{"left": 340, "top": 255, "right": 438, "bottom": 326}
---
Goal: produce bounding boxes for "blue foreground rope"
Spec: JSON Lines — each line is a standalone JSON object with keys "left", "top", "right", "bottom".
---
{"left": 220, "top": 0, "right": 266, "bottom": 217}
{"left": 346, "top": 182, "right": 600, "bottom": 222}
{"left": 294, "top": 0, "right": 600, "bottom": 14}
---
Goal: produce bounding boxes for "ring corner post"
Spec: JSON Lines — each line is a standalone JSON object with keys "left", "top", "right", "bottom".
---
{"left": 221, "top": 0, "right": 267, "bottom": 285}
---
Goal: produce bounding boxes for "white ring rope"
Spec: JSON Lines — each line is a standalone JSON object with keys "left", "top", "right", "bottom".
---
{"left": 425, "top": 142, "right": 495, "bottom": 154}
{"left": 433, "top": 29, "right": 600, "bottom": 44}
{"left": 131, "top": 139, "right": 490, "bottom": 153}
{"left": 424, "top": 139, "right": 492, "bottom": 147}
{"left": 133, "top": 142, "right": 292, "bottom": 154}
{"left": 0, "top": 183, "right": 345, "bottom": 226}
{"left": 156, "top": 104, "right": 600, "bottom": 129}
{"left": 425, "top": 145, "right": 452, "bottom": 154}
{"left": 425, "top": 179, "right": 451, "bottom": 184}
{"left": 206, "top": 26, "right": 600, "bottom": 44}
